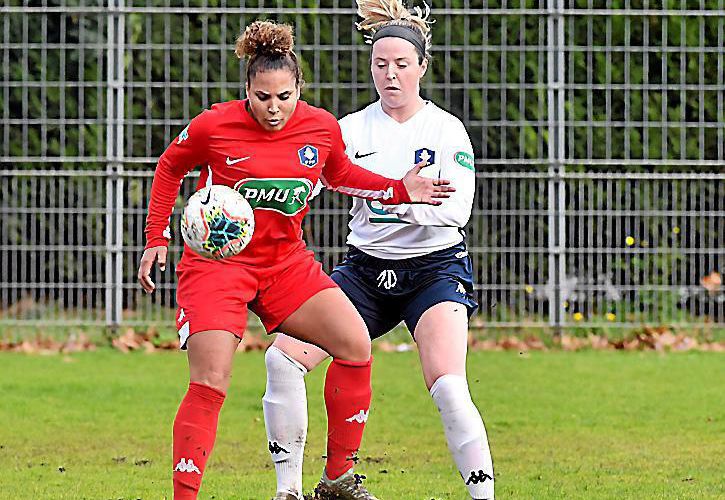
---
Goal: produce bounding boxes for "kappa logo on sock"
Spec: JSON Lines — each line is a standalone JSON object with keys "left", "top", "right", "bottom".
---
{"left": 174, "top": 458, "right": 201, "bottom": 474}
{"left": 465, "top": 469, "right": 493, "bottom": 485}
{"left": 345, "top": 409, "right": 369, "bottom": 424}
{"left": 268, "top": 441, "right": 290, "bottom": 455}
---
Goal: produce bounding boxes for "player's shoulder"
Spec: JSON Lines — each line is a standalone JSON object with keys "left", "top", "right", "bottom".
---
{"left": 339, "top": 101, "right": 379, "bottom": 130}
{"left": 426, "top": 101, "right": 468, "bottom": 135}
{"left": 297, "top": 100, "right": 339, "bottom": 129}
{"left": 209, "top": 100, "right": 243, "bottom": 114}
{"left": 190, "top": 100, "right": 243, "bottom": 130}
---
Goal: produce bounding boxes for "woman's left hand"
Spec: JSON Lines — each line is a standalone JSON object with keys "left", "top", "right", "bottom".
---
{"left": 402, "top": 161, "right": 455, "bottom": 205}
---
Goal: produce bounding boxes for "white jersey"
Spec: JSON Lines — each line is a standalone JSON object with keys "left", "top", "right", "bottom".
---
{"left": 338, "top": 100, "right": 476, "bottom": 259}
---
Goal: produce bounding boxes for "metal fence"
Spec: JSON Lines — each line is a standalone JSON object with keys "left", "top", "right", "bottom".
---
{"left": 1, "top": 1, "right": 723, "bottom": 333}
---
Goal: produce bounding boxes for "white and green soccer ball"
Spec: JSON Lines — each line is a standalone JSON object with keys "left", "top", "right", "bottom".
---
{"left": 180, "top": 184, "right": 255, "bottom": 259}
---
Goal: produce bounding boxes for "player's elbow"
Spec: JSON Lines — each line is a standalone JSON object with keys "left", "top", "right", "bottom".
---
{"left": 439, "top": 206, "right": 472, "bottom": 227}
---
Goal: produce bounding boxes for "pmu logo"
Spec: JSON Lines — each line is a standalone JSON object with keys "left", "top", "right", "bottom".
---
{"left": 234, "top": 178, "right": 313, "bottom": 216}
{"left": 454, "top": 151, "right": 475, "bottom": 171}
{"left": 298, "top": 144, "right": 319, "bottom": 168}
{"left": 376, "top": 270, "right": 397, "bottom": 290}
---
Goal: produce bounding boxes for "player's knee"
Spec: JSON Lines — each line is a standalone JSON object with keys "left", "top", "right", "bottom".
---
{"left": 265, "top": 345, "right": 307, "bottom": 379}
{"left": 429, "top": 373, "right": 472, "bottom": 408}
{"left": 336, "top": 330, "right": 371, "bottom": 362}
{"left": 191, "top": 367, "right": 232, "bottom": 393}
{"left": 265, "top": 345, "right": 284, "bottom": 370}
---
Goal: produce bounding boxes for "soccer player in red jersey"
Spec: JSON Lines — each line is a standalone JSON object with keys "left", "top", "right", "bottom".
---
{"left": 136, "top": 20, "right": 453, "bottom": 500}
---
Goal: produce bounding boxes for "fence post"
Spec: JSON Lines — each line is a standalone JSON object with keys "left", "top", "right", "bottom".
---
{"left": 547, "top": 0, "right": 566, "bottom": 334}
{"left": 105, "top": 0, "right": 125, "bottom": 331}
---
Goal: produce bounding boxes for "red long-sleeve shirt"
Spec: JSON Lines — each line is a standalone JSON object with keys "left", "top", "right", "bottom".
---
{"left": 144, "top": 99, "right": 411, "bottom": 268}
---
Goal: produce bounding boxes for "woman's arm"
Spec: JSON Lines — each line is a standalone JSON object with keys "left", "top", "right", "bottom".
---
{"left": 144, "top": 111, "right": 211, "bottom": 248}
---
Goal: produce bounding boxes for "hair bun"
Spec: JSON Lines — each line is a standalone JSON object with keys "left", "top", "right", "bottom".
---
{"left": 235, "top": 21, "right": 294, "bottom": 59}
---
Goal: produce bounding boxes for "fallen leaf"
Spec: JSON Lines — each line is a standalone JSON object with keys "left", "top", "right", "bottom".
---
{"left": 701, "top": 271, "right": 722, "bottom": 294}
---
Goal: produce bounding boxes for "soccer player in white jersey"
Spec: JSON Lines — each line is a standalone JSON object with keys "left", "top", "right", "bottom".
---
{"left": 263, "top": 1, "right": 494, "bottom": 499}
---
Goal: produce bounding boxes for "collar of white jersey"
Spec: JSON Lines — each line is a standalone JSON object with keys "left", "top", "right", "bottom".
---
{"left": 374, "top": 99, "right": 435, "bottom": 127}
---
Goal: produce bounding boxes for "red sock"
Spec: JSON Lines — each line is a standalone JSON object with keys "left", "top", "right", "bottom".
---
{"left": 172, "top": 382, "right": 226, "bottom": 499}
{"left": 324, "top": 357, "right": 373, "bottom": 480}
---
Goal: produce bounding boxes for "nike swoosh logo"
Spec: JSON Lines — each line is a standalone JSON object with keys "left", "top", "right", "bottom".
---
{"left": 354, "top": 151, "right": 377, "bottom": 159}
{"left": 201, "top": 188, "right": 212, "bottom": 205}
{"left": 226, "top": 156, "right": 251, "bottom": 165}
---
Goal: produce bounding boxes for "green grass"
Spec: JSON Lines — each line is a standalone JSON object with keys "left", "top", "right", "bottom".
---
{"left": 0, "top": 350, "right": 723, "bottom": 499}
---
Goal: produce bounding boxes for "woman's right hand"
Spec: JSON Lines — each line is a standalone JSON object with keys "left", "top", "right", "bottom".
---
{"left": 138, "top": 246, "right": 168, "bottom": 294}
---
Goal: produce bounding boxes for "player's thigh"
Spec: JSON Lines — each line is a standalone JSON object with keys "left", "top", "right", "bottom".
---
{"left": 175, "top": 256, "right": 256, "bottom": 347}
{"left": 414, "top": 302, "right": 469, "bottom": 390}
{"left": 272, "top": 333, "right": 330, "bottom": 371}
{"left": 186, "top": 329, "right": 242, "bottom": 393}
{"left": 277, "top": 287, "right": 371, "bottom": 362}
{"left": 331, "top": 266, "right": 400, "bottom": 340}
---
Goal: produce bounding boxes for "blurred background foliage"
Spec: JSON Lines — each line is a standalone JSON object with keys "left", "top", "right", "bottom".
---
{"left": 0, "top": 0, "right": 722, "bottom": 329}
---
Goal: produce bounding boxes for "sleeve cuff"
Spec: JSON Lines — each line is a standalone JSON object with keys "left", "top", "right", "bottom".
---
{"left": 394, "top": 179, "right": 411, "bottom": 204}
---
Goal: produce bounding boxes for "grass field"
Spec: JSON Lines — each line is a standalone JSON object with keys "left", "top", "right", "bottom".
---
{"left": 1, "top": 350, "right": 723, "bottom": 499}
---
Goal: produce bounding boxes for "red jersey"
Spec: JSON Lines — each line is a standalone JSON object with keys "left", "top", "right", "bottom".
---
{"left": 144, "top": 100, "right": 411, "bottom": 268}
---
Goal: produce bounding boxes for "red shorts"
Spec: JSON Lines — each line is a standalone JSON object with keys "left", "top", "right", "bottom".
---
{"left": 175, "top": 250, "right": 338, "bottom": 348}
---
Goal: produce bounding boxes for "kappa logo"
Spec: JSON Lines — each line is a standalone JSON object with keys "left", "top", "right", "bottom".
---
{"left": 414, "top": 147, "right": 436, "bottom": 167}
{"left": 234, "top": 178, "right": 313, "bottom": 216}
{"left": 268, "top": 441, "right": 290, "bottom": 455}
{"left": 345, "top": 409, "right": 369, "bottom": 424}
{"left": 377, "top": 270, "right": 397, "bottom": 290}
{"left": 456, "top": 282, "right": 467, "bottom": 295}
{"left": 176, "top": 124, "right": 190, "bottom": 144}
{"left": 465, "top": 469, "right": 493, "bottom": 485}
{"left": 298, "top": 145, "right": 319, "bottom": 168}
{"left": 174, "top": 458, "right": 201, "bottom": 474}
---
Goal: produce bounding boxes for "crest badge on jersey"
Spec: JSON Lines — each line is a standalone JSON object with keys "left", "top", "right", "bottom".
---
{"left": 414, "top": 147, "right": 436, "bottom": 167}
{"left": 298, "top": 145, "right": 319, "bottom": 168}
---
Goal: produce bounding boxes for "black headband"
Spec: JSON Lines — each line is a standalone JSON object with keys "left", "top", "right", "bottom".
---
{"left": 371, "top": 25, "right": 426, "bottom": 59}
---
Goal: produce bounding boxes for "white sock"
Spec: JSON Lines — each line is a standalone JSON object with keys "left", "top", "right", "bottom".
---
{"left": 263, "top": 346, "right": 308, "bottom": 497}
{"left": 430, "top": 374, "right": 495, "bottom": 500}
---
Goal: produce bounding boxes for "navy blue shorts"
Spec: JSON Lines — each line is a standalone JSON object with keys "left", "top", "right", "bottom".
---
{"left": 330, "top": 241, "right": 478, "bottom": 340}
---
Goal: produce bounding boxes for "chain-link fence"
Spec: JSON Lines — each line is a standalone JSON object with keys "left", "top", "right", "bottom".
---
{"left": 1, "top": 1, "right": 723, "bottom": 333}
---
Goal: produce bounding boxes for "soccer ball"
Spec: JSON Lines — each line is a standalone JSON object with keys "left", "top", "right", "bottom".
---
{"left": 180, "top": 184, "right": 255, "bottom": 259}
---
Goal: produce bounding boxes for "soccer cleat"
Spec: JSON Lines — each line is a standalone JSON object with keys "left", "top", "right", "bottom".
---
{"left": 313, "top": 469, "right": 379, "bottom": 500}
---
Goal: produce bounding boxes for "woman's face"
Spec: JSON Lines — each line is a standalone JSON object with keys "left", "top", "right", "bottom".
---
{"left": 246, "top": 69, "right": 300, "bottom": 132}
{"left": 371, "top": 37, "right": 427, "bottom": 111}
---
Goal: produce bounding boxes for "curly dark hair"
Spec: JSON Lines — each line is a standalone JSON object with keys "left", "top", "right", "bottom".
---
{"left": 235, "top": 20, "right": 304, "bottom": 88}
